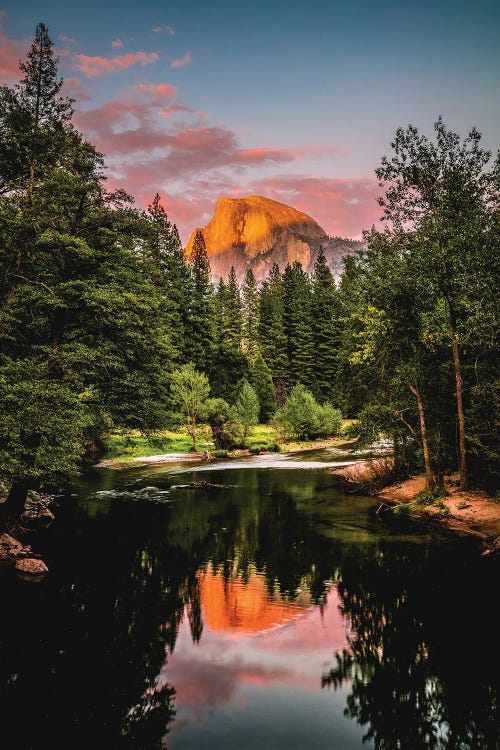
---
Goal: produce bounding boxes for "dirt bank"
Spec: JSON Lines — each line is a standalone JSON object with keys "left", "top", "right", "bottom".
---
{"left": 334, "top": 461, "right": 500, "bottom": 548}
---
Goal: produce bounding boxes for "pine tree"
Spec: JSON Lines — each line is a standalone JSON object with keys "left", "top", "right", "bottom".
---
{"left": 241, "top": 268, "right": 260, "bottom": 360}
{"left": 187, "top": 230, "right": 215, "bottom": 372}
{"left": 0, "top": 25, "right": 174, "bottom": 514}
{"left": 144, "top": 193, "right": 192, "bottom": 363}
{"left": 282, "top": 262, "right": 314, "bottom": 391}
{"left": 213, "top": 277, "right": 228, "bottom": 346}
{"left": 250, "top": 353, "right": 277, "bottom": 422}
{"left": 224, "top": 266, "right": 242, "bottom": 349}
{"left": 0, "top": 22, "right": 73, "bottom": 192}
{"left": 258, "top": 264, "right": 288, "bottom": 404}
{"left": 311, "top": 247, "right": 341, "bottom": 402}
{"left": 235, "top": 379, "right": 260, "bottom": 440}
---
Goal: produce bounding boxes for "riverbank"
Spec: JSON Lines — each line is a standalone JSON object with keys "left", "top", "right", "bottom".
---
{"left": 95, "top": 432, "right": 352, "bottom": 468}
{"left": 334, "top": 461, "right": 500, "bottom": 549}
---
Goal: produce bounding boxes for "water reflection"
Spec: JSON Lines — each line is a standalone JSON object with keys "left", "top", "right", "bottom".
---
{"left": 1, "top": 458, "right": 498, "bottom": 750}
{"left": 322, "top": 545, "right": 499, "bottom": 749}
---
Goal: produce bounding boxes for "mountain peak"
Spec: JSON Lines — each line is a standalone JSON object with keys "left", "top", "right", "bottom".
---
{"left": 186, "top": 195, "right": 361, "bottom": 283}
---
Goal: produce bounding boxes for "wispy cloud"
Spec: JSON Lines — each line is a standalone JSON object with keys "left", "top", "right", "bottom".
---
{"left": 73, "top": 50, "right": 159, "bottom": 77}
{"left": 171, "top": 51, "right": 191, "bottom": 68}
{"left": 60, "top": 34, "right": 77, "bottom": 45}
{"left": 111, "top": 38, "right": 124, "bottom": 49}
{"left": 0, "top": 29, "right": 25, "bottom": 81}
{"left": 152, "top": 25, "right": 175, "bottom": 35}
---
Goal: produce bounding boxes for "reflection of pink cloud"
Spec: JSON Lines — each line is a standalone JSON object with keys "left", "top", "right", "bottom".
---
{"left": 73, "top": 50, "right": 159, "bottom": 77}
{"left": 171, "top": 52, "right": 192, "bottom": 68}
{"left": 112, "top": 39, "right": 124, "bottom": 49}
{"left": 157, "top": 585, "right": 350, "bottom": 742}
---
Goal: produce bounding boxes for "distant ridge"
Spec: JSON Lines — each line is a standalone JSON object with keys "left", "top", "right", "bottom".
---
{"left": 185, "top": 195, "right": 363, "bottom": 283}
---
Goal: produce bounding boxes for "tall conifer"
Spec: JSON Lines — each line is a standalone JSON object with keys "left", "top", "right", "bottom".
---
{"left": 311, "top": 247, "right": 341, "bottom": 402}
{"left": 188, "top": 230, "right": 215, "bottom": 372}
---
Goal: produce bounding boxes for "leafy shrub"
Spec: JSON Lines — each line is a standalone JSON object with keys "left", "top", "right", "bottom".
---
{"left": 393, "top": 503, "right": 412, "bottom": 517}
{"left": 213, "top": 449, "right": 228, "bottom": 458}
{"left": 413, "top": 490, "right": 437, "bottom": 507}
{"left": 317, "top": 404, "right": 343, "bottom": 437}
{"left": 272, "top": 384, "right": 342, "bottom": 440}
{"left": 204, "top": 398, "right": 243, "bottom": 449}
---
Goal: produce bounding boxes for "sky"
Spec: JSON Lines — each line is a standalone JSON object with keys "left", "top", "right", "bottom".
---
{"left": 1, "top": 0, "right": 499, "bottom": 242}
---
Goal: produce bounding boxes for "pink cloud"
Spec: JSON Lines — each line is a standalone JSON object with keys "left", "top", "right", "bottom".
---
{"left": 61, "top": 76, "right": 92, "bottom": 102}
{"left": 60, "top": 35, "right": 77, "bottom": 45}
{"left": 171, "top": 51, "right": 192, "bottom": 68}
{"left": 153, "top": 25, "right": 175, "bottom": 35}
{"left": 72, "top": 50, "right": 159, "bottom": 77}
{"left": 111, "top": 38, "right": 124, "bottom": 49}
{"left": 0, "top": 31, "right": 25, "bottom": 82}
{"left": 250, "top": 175, "right": 381, "bottom": 238}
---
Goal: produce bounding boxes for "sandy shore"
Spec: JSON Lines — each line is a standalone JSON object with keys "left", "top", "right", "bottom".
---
{"left": 334, "top": 460, "right": 500, "bottom": 547}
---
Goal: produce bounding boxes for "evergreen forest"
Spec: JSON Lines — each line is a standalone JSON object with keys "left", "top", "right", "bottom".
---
{"left": 0, "top": 23, "right": 498, "bottom": 517}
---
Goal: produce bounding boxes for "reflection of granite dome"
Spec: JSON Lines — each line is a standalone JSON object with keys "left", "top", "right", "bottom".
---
{"left": 198, "top": 568, "right": 311, "bottom": 634}
{"left": 186, "top": 195, "right": 360, "bottom": 283}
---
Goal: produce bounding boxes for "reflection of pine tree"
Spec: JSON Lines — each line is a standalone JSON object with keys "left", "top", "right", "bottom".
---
{"left": 322, "top": 545, "right": 499, "bottom": 749}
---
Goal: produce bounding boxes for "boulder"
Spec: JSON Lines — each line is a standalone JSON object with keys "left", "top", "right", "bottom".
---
{"left": 15, "top": 558, "right": 49, "bottom": 577}
{"left": 0, "top": 533, "right": 23, "bottom": 550}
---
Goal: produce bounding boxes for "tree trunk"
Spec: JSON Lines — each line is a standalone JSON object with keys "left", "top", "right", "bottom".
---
{"left": 409, "top": 384, "right": 435, "bottom": 492}
{"left": 452, "top": 337, "right": 468, "bottom": 490}
{"left": 189, "top": 419, "right": 197, "bottom": 451}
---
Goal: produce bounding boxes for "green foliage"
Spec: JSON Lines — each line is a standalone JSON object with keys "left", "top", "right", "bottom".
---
{"left": 282, "top": 262, "right": 315, "bottom": 390}
{"left": 204, "top": 398, "right": 243, "bottom": 450}
{"left": 272, "top": 384, "right": 341, "bottom": 441}
{"left": 170, "top": 364, "right": 210, "bottom": 449}
{"left": 311, "top": 248, "right": 341, "bottom": 402}
{"left": 0, "top": 359, "right": 90, "bottom": 488}
{"left": 316, "top": 403, "right": 343, "bottom": 437}
{"left": 208, "top": 344, "right": 250, "bottom": 402}
{"left": 250, "top": 353, "right": 277, "bottom": 422}
{"left": 234, "top": 379, "right": 260, "bottom": 440}
{"left": 187, "top": 229, "right": 215, "bottom": 372}
{"left": 241, "top": 268, "right": 260, "bottom": 359}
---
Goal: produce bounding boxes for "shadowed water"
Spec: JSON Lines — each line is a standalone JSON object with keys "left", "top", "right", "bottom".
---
{"left": 1, "top": 447, "right": 498, "bottom": 750}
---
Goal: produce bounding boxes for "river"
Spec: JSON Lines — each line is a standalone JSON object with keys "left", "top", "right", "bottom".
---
{"left": 1, "top": 446, "right": 498, "bottom": 749}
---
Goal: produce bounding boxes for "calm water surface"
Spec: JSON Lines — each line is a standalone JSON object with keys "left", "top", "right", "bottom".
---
{"left": 1, "top": 447, "right": 498, "bottom": 749}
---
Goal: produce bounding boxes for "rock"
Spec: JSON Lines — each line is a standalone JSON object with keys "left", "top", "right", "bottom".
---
{"left": 185, "top": 195, "right": 363, "bottom": 283}
{"left": 0, "top": 533, "right": 23, "bottom": 550}
{"left": 15, "top": 558, "right": 49, "bottom": 577}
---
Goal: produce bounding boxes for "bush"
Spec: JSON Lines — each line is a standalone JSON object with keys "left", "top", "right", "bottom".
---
{"left": 204, "top": 398, "right": 243, "bottom": 450}
{"left": 317, "top": 403, "right": 343, "bottom": 437}
{"left": 213, "top": 449, "right": 229, "bottom": 458}
{"left": 272, "top": 384, "right": 342, "bottom": 440}
{"left": 393, "top": 503, "right": 412, "bottom": 517}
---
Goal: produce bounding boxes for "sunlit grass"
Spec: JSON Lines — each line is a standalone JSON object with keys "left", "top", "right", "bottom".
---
{"left": 102, "top": 421, "right": 352, "bottom": 462}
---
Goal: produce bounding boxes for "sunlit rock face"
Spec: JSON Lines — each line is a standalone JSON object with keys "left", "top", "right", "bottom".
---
{"left": 185, "top": 195, "right": 361, "bottom": 283}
